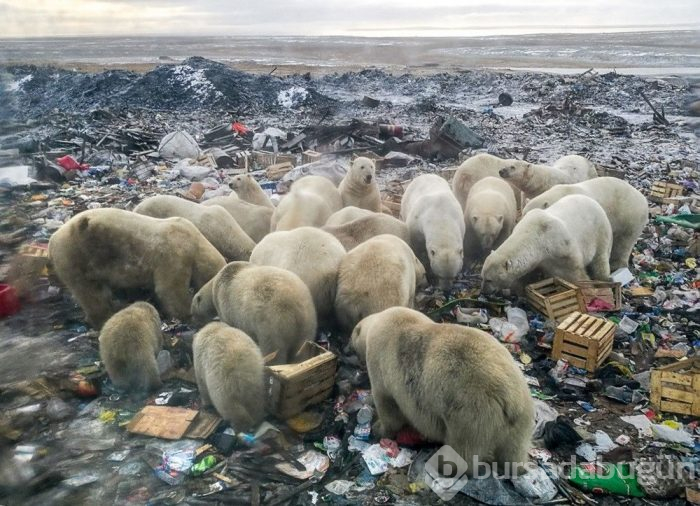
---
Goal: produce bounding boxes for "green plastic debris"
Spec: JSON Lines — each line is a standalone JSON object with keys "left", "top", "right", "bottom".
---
{"left": 655, "top": 214, "right": 700, "bottom": 230}
{"left": 190, "top": 455, "right": 217, "bottom": 476}
{"left": 569, "top": 462, "right": 645, "bottom": 497}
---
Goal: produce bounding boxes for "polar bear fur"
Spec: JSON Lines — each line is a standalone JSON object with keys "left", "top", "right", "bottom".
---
{"left": 338, "top": 157, "right": 382, "bottom": 211}
{"left": 499, "top": 154, "right": 598, "bottom": 199}
{"left": 464, "top": 177, "right": 517, "bottom": 261}
{"left": 48, "top": 208, "right": 225, "bottom": 329}
{"left": 191, "top": 262, "right": 316, "bottom": 364}
{"left": 351, "top": 307, "right": 534, "bottom": 475}
{"left": 325, "top": 206, "right": 375, "bottom": 227}
{"left": 250, "top": 227, "right": 346, "bottom": 323}
{"left": 481, "top": 195, "right": 612, "bottom": 294}
{"left": 229, "top": 174, "right": 274, "bottom": 208}
{"left": 451, "top": 153, "right": 522, "bottom": 210}
{"left": 202, "top": 193, "right": 273, "bottom": 243}
{"left": 322, "top": 213, "right": 410, "bottom": 251}
{"left": 523, "top": 177, "right": 648, "bottom": 270}
{"left": 193, "top": 322, "right": 265, "bottom": 431}
{"left": 335, "top": 235, "right": 427, "bottom": 330}
{"left": 134, "top": 195, "right": 255, "bottom": 261}
{"left": 401, "top": 174, "right": 465, "bottom": 290}
{"left": 271, "top": 175, "right": 343, "bottom": 231}
{"left": 99, "top": 301, "right": 163, "bottom": 392}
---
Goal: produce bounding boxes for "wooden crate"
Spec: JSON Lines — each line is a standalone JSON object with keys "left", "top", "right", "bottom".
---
{"left": 302, "top": 150, "right": 322, "bottom": 164}
{"left": 526, "top": 278, "right": 587, "bottom": 321}
{"left": 650, "top": 358, "right": 700, "bottom": 416}
{"left": 252, "top": 151, "right": 296, "bottom": 169}
{"left": 575, "top": 280, "right": 622, "bottom": 312}
{"left": 265, "top": 342, "right": 337, "bottom": 419}
{"left": 649, "top": 181, "right": 685, "bottom": 204}
{"left": 552, "top": 312, "right": 616, "bottom": 372}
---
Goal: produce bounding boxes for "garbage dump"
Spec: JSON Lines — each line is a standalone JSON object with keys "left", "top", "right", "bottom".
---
{"left": 0, "top": 57, "right": 698, "bottom": 505}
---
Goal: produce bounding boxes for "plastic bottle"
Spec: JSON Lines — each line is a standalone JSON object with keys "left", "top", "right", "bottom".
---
{"left": 354, "top": 405, "right": 373, "bottom": 441}
{"left": 569, "top": 462, "right": 645, "bottom": 497}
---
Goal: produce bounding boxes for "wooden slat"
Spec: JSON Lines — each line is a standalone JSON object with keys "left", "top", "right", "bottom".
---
{"left": 659, "top": 400, "right": 692, "bottom": 416}
{"left": 660, "top": 371, "right": 694, "bottom": 386}
{"left": 559, "top": 352, "right": 588, "bottom": 369}
{"left": 560, "top": 341, "right": 590, "bottom": 358}
{"left": 660, "top": 387, "right": 695, "bottom": 403}
{"left": 561, "top": 332, "right": 592, "bottom": 347}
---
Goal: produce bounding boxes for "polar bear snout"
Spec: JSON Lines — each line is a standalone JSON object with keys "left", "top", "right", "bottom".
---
{"left": 364, "top": 174, "right": 373, "bottom": 184}
{"left": 499, "top": 166, "right": 513, "bottom": 178}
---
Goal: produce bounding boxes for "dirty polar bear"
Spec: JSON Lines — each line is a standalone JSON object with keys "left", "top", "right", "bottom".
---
{"left": 250, "top": 227, "right": 346, "bottom": 322}
{"left": 271, "top": 176, "right": 343, "bottom": 231}
{"left": 335, "top": 235, "right": 427, "bottom": 330}
{"left": 463, "top": 176, "right": 517, "bottom": 261}
{"left": 193, "top": 322, "right": 265, "bottom": 431}
{"left": 48, "top": 208, "right": 225, "bottom": 328}
{"left": 481, "top": 195, "right": 612, "bottom": 293}
{"left": 134, "top": 195, "right": 255, "bottom": 261}
{"left": 229, "top": 174, "right": 274, "bottom": 208}
{"left": 351, "top": 307, "right": 534, "bottom": 475}
{"left": 191, "top": 262, "right": 316, "bottom": 364}
{"left": 99, "top": 301, "right": 163, "bottom": 392}
{"left": 499, "top": 154, "right": 598, "bottom": 198}
{"left": 322, "top": 213, "right": 410, "bottom": 251}
{"left": 338, "top": 156, "right": 382, "bottom": 211}
{"left": 203, "top": 193, "right": 273, "bottom": 243}
{"left": 401, "top": 174, "right": 465, "bottom": 289}
{"left": 522, "top": 177, "right": 649, "bottom": 270}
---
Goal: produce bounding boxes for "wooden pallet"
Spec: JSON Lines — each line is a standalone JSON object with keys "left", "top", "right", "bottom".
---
{"left": 575, "top": 280, "right": 622, "bottom": 312}
{"left": 265, "top": 342, "right": 337, "bottom": 419}
{"left": 526, "top": 278, "right": 586, "bottom": 321}
{"left": 552, "top": 311, "right": 616, "bottom": 372}
{"left": 649, "top": 181, "right": 684, "bottom": 204}
{"left": 650, "top": 358, "right": 700, "bottom": 416}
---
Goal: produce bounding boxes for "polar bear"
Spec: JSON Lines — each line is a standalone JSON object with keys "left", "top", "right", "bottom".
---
{"left": 191, "top": 262, "right": 316, "bottom": 364}
{"left": 271, "top": 175, "right": 343, "bottom": 231}
{"left": 99, "top": 301, "right": 163, "bottom": 392}
{"left": 250, "top": 227, "right": 346, "bottom": 323}
{"left": 451, "top": 153, "right": 522, "bottom": 210}
{"left": 335, "top": 235, "right": 427, "bottom": 330}
{"left": 229, "top": 174, "right": 274, "bottom": 208}
{"left": 48, "top": 208, "right": 225, "bottom": 328}
{"left": 338, "top": 157, "right": 381, "bottom": 211}
{"left": 134, "top": 195, "right": 255, "bottom": 261}
{"left": 322, "top": 213, "right": 410, "bottom": 251}
{"left": 193, "top": 322, "right": 265, "bottom": 431}
{"left": 202, "top": 193, "right": 273, "bottom": 243}
{"left": 351, "top": 307, "right": 534, "bottom": 475}
{"left": 499, "top": 154, "right": 598, "bottom": 199}
{"left": 464, "top": 177, "right": 517, "bottom": 262}
{"left": 523, "top": 177, "right": 648, "bottom": 270}
{"left": 401, "top": 174, "right": 465, "bottom": 290}
{"left": 481, "top": 195, "right": 612, "bottom": 294}
{"left": 325, "top": 206, "right": 375, "bottom": 227}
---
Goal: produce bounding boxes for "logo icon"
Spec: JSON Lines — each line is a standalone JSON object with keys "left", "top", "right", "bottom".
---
{"left": 424, "top": 446, "right": 470, "bottom": 501}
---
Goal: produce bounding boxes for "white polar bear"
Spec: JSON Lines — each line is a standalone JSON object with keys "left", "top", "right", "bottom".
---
{"left": 481, "top": 194, "right": 612, "bottom": 294}
{"left": 322, "top": 213, "right": 410, "bottom": 251}
{"left": 523, "top": 177, "right": 648, "bottom": 270}
{"left": 325, "top": 206, "right": 375, "bottom": 227}
{"left": 401, "top": 174, "right": 465, "bottom": 290}
{"left": 134, "top": 195, "right": 255, "bottom": 261}
{"left": 229, "top": 174, "right": 274, "bottom": 208}
{"left": 334, "top": 235, "right": 427, "bottom": 330}
{"left": 202, "top": 193, "right": 273, "bottom": 243}
{"left": 351, "top": 307, "right": 534, "bottom": 476}
{"left": 451, "top": 153, "right": 523, "bottom": 211}
{"left": 463, "top": 176, "right": 517, "bottom": 262}
{"left": 338, "top": 157, "right": 382, "bottom": 211}
{"left": 271, "top": 175, "right": 343, "bottom": 231}
{"left": 250, "top": 227, "right": 346, "bottom": 323}
{"left": 499, "top": 154, "right": 598, "bottom": 199}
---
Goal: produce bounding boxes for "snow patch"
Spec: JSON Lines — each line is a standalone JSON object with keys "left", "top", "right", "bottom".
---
{"left": 277, "top": 86, "right": 309, "bottom": 108}
{"left": 8, "top": 74, "right": 33, "bottom": 92}
{"left": 169, "top": 65, "right": 223, "bottom": 101}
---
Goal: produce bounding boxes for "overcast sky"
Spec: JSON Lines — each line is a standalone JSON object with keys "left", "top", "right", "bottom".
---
{"left": 1, "top": 0, "right": 699, "bottom": 38}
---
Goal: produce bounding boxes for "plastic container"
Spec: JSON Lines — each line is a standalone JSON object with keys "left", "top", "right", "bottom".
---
{"left": 569, "top": 462, "right": 645, "bottom": 497}
{"left": 0, "top": 284, "right": 20, "bottom": 318}
{"left": 506, "top": 307, "right": 530, "bottom": 339}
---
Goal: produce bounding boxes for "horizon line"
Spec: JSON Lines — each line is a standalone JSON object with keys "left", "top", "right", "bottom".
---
{"left": 0, "top": 25, "right": 698, "bottom": 40}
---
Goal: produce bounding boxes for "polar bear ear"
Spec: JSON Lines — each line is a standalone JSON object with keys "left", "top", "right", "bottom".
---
{"left": 496, "top": 215, "right": 503, "bottom": 224}
{"left": 472, "top": 216, "right": 478, "bottom": 223}
{"left": 504, "top": 259, "right": 512, "bottom": 271}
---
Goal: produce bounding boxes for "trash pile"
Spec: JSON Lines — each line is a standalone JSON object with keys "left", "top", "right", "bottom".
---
{"left": 0, "top": 59, "right": 698, "bottom": 505}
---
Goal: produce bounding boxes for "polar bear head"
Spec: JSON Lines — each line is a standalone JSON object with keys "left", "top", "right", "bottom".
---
{"left": 351, "top": 157, "right": 376, "bottom": 185}
{"left": 428, "top": 243, "right": 463, "bottom": 291}
{"left": 480, "top": 251, "right": 513, "bottom": 295}
{"left": 471, "top": 214, "right": 504, "bottom": 250}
